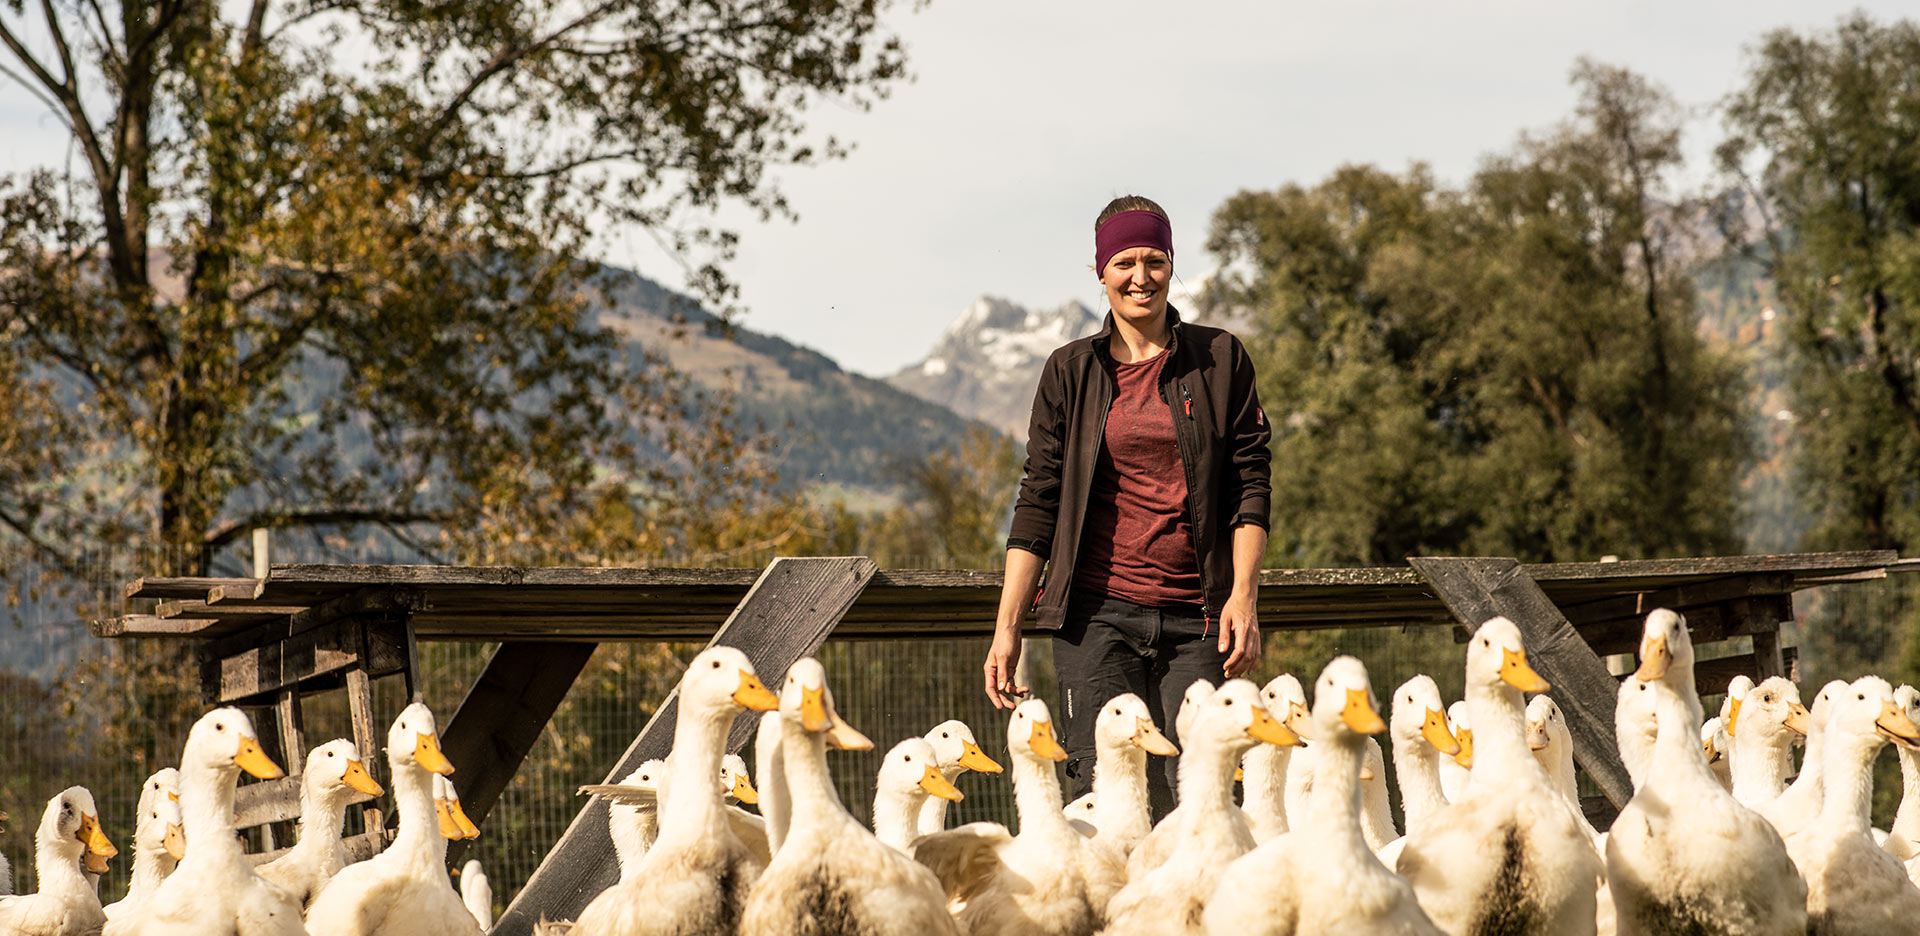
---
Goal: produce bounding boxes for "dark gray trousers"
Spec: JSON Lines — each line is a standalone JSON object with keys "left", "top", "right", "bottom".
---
{"left": 1052, "top": 591, "right": 1228, "bottom": 822}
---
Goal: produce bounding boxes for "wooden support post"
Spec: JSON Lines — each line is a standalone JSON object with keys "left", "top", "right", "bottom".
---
{"left": 345, "top": 665, "right": 383, "bottom": 838}
{"left": 1410, "top": 556, "right": 1634, "bottom": 809}
{"left": 1726, "top": 595, "right": 1793, "bottom": 682}
{"left": 276, "top": 688, "right": 306, "bottom": 768}
{"left": 439, "top": 641, "right": 597, "bottom": 868}
{"left": 493, "top": 557, "right": 878, "bottom": 936}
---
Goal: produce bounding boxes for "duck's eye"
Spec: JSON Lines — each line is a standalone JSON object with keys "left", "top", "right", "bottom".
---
{"left": 941, "top": 732, "right": 950, "bottom": 739}
{"left": 1225, "top": 699, "right": 1235, "bottom": 706}
{"left": 1860, "top": 693, "right": 1868, "bottom": 701}
{"left": 328, "top": 750, "right": 337, "bottom": 757}
{"left": 711, "top": 660, "right": 722, "bottom": 669}
{"left": 216, "top": 723, "right": 227, "bottom": 732}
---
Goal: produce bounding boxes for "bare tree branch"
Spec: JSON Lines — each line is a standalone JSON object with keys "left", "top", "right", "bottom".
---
{"left": 0, "top": 504, "right": 84, "bottom": 575}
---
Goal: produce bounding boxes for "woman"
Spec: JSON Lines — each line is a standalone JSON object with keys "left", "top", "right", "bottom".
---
{"left": 983, "top": 195, "right": 1272, "bottom": 817}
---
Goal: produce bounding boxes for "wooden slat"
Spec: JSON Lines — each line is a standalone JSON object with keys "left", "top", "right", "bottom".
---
{"left": 440, "top": 642, "right": 598, "bottom": 869}
{"left": 493, "top": 556, "right": 878, "bottom": 936}
{"left": 90, "top": 614, "right": 217, "bottom": 638}
{"left": 248, "top": 829, "right": 386, "bottom": 867}
{"left": 1410, "top": 556, "right": 1633, "bottom": 808}
{"left": 233, "top": 774, "right": 380, "bottom": 829}
{"left": 205, "top": 618, "right": 416, "bottom": 705}
{"left": 124, "top": 576, "right": 260, "bottom": 601}
{"left": 1630, "top": 647, "right": 1801, "bottom": 692}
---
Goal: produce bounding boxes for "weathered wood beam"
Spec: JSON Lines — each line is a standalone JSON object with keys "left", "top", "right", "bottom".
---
{"left": 1409, "top": 556, "right": 1633, "bottom": 808}
{"left": 438, "top": 641, "right": 598, "bottom": 868}
{"left": 493, "top": 556, "right": 879, "bottom": 936}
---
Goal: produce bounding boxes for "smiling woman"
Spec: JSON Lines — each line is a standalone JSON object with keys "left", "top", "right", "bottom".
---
{"left": 984, "top": 195, "right": 1274, "bottom": 819}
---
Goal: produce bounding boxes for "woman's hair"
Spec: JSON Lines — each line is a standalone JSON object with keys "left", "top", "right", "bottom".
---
{"left": 1094, "top": 195, "right": 1168, "bottom": 233}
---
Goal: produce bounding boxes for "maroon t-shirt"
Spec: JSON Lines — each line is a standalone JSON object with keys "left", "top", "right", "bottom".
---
{"left": 1073, "top": 348, "right": 1204, "bottom": 607}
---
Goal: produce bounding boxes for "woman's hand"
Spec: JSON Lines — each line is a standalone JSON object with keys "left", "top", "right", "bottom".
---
{"left": 1218, "top": 590, "right": 1261, "bottom": 678}
{"left": 984, "top": 627, "right": 1028, "bottom": 709}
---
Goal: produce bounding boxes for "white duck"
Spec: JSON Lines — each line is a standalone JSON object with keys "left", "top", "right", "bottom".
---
{"left": 1243, "top": 675, "right": 1304, "bottom": 843}
{"left": 1615, "top": 675, "right": 1658, "bottom": 792}
{"left": 1788, "top": 675, "right": 1920, "bottom": 934}
{"left": 434, "top": 775, "right": 481, "bottom": 842}
{"left": 1886, "top": 685, "right": 1920, "bottom": 861}
{"left": 604, "top": 759, "right": 666, "bottom": 880}
{"left": 1728, "top": 676, "right": 1808, "bottom": 809}
{"left": 458, "top": 861, "right": 490, "bottom": 930}
{"left": 256, "top": 738, "right": 386, "bottom": 910}
{"left": 304, "top": 702, "right": 479, "bottom": 936}
{"left": 914, "top": 698, "right": 1103, "bottom": 935}
{"left": 1757, "top": 678, "right": 1849, "bottom": 846}
{"left": 1102, "top": 679, "right": 1300, "bottom": 936}
{"left": 1395, "top": 617, "right": 1603, "bottom": 936}
{"left": 103, "top": 791, "right": 184, "bottom": 921}
{"left": 1205, "top": 656, "right": 1443, "bottom": 936}
{"left": 756, "top": 707, "right": 793, "bottom": 856}
{"left": 1439, "top": 700, "right": 1473, "bottom": 802}
{"left": 572, "top": 646, "right": 779, "bottom": 934}
{"left": 722, "top": 753, "right": 758, "bottom": 806}
{"left": 917, "top": 720, "right": 1002, "bottom": 837}
{"left": 104, "top": 707, "right": 301, "bottom": 936}
{"left": 1701, "top": 717, "right": 1733, "bottom": 792}
{"left": 871, "top": 736, "right": 962, "bottom": 853}
{"left": 0, "top": 786, "right": 118, "bottom": 935}
{"left": 1072, "top": 692, "right": 1177, "bottom": 854}
{"left": 742, "top": 657, "right": 958, "bottom": 936}
{"left": 1375, "top": 674, "right": 1461, "bottom": 872}
{"left": 1527, "top": 695, "right": 1602, "bottom": 845}
{"left": 1603, "top": 609, "right": 1807, "bottom": 936}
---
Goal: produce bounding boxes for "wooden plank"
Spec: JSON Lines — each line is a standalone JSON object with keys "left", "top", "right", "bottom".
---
{"left": 124, "top": 576, "right": 260, "bottom": 601}
{"left": 1409, "top": 556, "right": 1633, "bottom": 808}
{"left": 493, "top": 556, "right": 879, "bottom": 936}
{"left": 1557, "top": 573, "right": 1793, "bottom": 626}
{"left": 247, "top": 829, "right": 386, "bottom": 868}
{"left": 207, "top": 619, "right": 374, "bottom": 704}
{"left": 439, "top": 642, "right": 598, "bottom": 869}
{"left": 345, "top": 667, "right": 384, "bottom": 836}
{"left": 1633, "top": 647, "right": 1800, "bottom": 693}
{"left": 90, "top": 614, "right": 217, "bottom": 638}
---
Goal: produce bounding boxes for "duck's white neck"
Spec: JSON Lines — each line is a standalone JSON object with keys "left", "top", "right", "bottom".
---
{"left": 1894, "top": 742, "right": 1920, "bottom": 845}
{"left": 873, "top": 780, "right": 930, "bottom": 852}
{"left": 653, "top": 701, "right": 732, "bottom": 852}
{"left": 289, "top": 780, "right": 354, "bottom": 865}
{"left": 1731, "top": 720, "right": 1798, "bottom": 805}
{"left": 1464, "top": 679, "right": 1549, "bottom": 791}
{"left": 1818, "top": 727, "right": 1884, "bottom": 836}
{"left": 916, "top": 770, "right": 956, "bottom": 838}
{"left": 1647, "top": 678, "right": 1719, "bottom": 792}
{"left": 387, "top": 759, "right": 445, "bottom": 866}
{"left": 609, "top": 804, "right": 657, "bottom": 883}
{"left": 779, "top": 720, "right": 844, "bottom": 839}
{"left": 31, "top": 830, "right": 91, "bottom": 901}
{"left": 1393, "top": 733, "right": 1448, "bottom": 831}
{"left": 1779, "top": 721, "right": 1827, "bottom": 806}
{"left": 755, "top": 713, "right": 791, "bottom": 854}
{"left": 1011, "top": 750, "right": 1072, "bottom": 843}
{"left": 1178, "top": 732, "right": 1247, "bottom": 823}
{"left": 179, "top": 759, "right": 246, "bottom": 871}
{"left": 123, "top": 834, "right": 178, "bottom": 902}
{"left": 1304, "top": 730, "right": 1371, "bottom": 854}
{"left": 1092, "top": 742, "right": 1155, "bottom": 844}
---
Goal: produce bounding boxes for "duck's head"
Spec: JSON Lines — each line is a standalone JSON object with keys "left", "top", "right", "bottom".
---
{"left": 136, "top": 793, "right": 186, "bottom": 862}
{"left": 1261, "top": 673, "right": 1314, "bottom": 743}
{"left": 138, "top": 767, "right": 181, "bottom": 818}
{"left": 387, "top": 701, "right": 455, "bottom": 776}
{"left": 41, "top": 786, "right": 116, "bottom": 874}
{"left": 1633, "top": 609, "right": 1693, "bottom": 683}
{"left": 306, "top": 738, "right": 385, "bottom": 801}
{"left": 185, "top": 707, "right": 284, "bottom": 781}
{"left": 1175, "top": 679, "right": 1218, "bottom": 741}
{"left": 619, "top": 759, "right": 666, "bottom": 792}
{"left": 1192, "top": 678, "right": 1299, "bottom": 755}
{"left": 1466, "top": 617, "right": 1550, "bottom": 696}
{"left": 1006, "top": 698, "right": 1068, "bottom": 763}
{"left": 434, "top": 775, "right": 481, "bottom": 839}
{"left": 778, "top": 658, "right": 871, "bottom": 750}
{"left": 1094, "top": 692, "right": 1178, "bottom": 757}
{"left": 1737, "top": 677, "right": 1809, "bottom": 742}
{"left": 1897, "top": 685, "right": 1920, "bottom": 745}
{"left": 879, "top": 736, "right": 963, "bottom": 803}
{"left": 1827, "top": 676, "right": 1920, "bottom": 754}
{"left": 1702, "top": 717, "right": 1729, "bottom": 764}
{"left": 1312, "top": 657, "right": 1386, "bottom": 743}
{"left": 1066, "top": 791, "right": 1097, "bottom": 822}
{"left": 720, "top": 753, "right": 758, "bottom": 804}
{"left": 1525, "top": 694, "right": 1567, "bottom": 754}
{"left": 1390, "top": 674, "right": 1458, "bottom": 757}
{"left": 686, "top": 647, "right": 779, "bottom": 717}
{"left": 1447, "top": 700, "right": 1474, "bottom": 768}
{"left": 1722, "top": 674, "right": 1756, "bottom": 734}
{"left": 926, "top": 719, "right": 1002, "bottom": 775}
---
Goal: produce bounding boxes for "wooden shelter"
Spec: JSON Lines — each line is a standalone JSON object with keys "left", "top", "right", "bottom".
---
{"left": 95, "top": 549, "right": 1908, "bottom": 934}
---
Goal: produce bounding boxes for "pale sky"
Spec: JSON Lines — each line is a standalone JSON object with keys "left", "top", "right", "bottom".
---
{"left": 3, "top": 1, "right": 1910, "bottom": 376}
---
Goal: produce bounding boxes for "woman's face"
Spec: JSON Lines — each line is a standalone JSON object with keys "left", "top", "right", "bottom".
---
{"left": 1099, "top": 246, "right": 1172, "bottom": 327}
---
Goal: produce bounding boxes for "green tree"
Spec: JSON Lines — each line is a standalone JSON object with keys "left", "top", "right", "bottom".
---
{"left": 1206, "top": 62, "right": 1748, "bottom": 567}
{"left": 1719, "top": 13, "right": 1920, "bottom": 555}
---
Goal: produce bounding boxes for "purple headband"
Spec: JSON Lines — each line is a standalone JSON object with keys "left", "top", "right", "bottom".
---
{"left": 1094, "top": 210, "right": 1173, "bottom": 274}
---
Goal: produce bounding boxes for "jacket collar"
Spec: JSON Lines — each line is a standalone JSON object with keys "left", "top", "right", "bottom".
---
{"left": 1093, "top": 304, "right": 1185, "bottom": 356}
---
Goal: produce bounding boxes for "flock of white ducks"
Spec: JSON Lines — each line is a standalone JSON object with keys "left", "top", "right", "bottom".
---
{"left": 14, "top": 608, "right": 1920, "bottom": 935}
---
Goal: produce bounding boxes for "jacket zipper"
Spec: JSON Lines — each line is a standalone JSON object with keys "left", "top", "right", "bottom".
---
{"left": 1167, "top": 364, "right": 1212, "bottom": 633}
